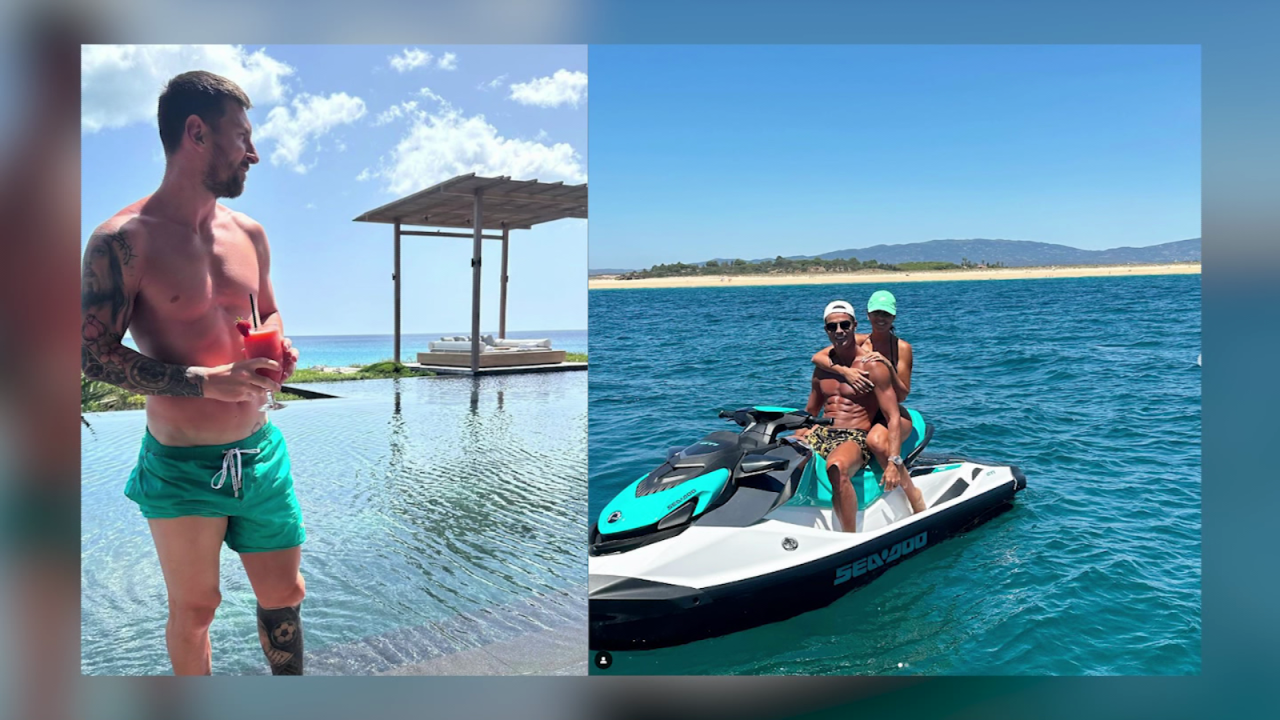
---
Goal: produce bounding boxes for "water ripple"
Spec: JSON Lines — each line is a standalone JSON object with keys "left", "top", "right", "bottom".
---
{"left": 590, "top": 274, "right": 1200, "bottom": 675}
{"left": 83, "top": 372, "right": 586, "bottom": 675}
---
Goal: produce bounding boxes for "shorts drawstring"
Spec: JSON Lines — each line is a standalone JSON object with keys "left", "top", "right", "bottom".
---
{"left": 211, "top": 447, "right": 260, "bottom": 498}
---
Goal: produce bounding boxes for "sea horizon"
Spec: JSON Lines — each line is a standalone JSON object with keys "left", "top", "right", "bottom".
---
{"left": 119, "top": 329, "right": 588, "bottom": 369}
{"left": 291, "top": 329, "right": 588, "bottom": 368}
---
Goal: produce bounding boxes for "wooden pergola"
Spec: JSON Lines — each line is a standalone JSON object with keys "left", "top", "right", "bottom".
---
{"left": 354, "top": 174, "right": 588, "bottom": 373}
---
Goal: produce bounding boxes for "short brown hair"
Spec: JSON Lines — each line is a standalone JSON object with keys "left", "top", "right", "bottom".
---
{"left": 157, "top": 71, "right": 252, "bottom": 156}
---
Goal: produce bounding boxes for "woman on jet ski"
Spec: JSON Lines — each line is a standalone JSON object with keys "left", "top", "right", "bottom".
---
{"left": 810, "top": 290, "right": 915, "bottom": 468}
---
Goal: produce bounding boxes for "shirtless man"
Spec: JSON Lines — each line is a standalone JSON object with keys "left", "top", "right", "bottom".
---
{"left": 811, "top": 290, "right": 915, "bottom": 460}
{"left": 81, "top": 71, "right": 305, "bottom": 675}
{"left": 796, "top": 301, "right": 926, "bottom": 533}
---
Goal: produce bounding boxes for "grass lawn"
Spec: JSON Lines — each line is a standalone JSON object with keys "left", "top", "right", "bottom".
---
{"left": 287, "top": 361, "right": 434, "bottom": 383}
{"left": 82, "top": 355, "right": 585, "bottom": 414}
{"left": 82, "top": 362, "right": 433, "bottom": 414}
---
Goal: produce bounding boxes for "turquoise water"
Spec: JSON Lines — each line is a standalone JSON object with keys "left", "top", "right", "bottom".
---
{"left": 82, "top": 373, "right": 587, "bottom": 675}
{"left": 290, "top": 329, "right": 587, "bottom": 368}
{"left": 121, "top": 329, "right": 586, "bottom": 369}
{"left": 589, "top": 274, "right": 1201, "bottom": 675}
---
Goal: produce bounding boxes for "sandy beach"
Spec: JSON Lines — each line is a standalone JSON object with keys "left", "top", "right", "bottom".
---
{"left": 588, "top": 263, "right": 1200, "bottom": 290}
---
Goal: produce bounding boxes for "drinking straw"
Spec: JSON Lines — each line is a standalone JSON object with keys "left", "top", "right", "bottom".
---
{"left": 249, "top": 294, "right": 260, "bottom": 328}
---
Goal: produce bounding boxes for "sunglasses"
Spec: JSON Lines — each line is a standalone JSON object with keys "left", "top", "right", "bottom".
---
{"left": 824, "top": 320, "right": 853, "bottom": 332}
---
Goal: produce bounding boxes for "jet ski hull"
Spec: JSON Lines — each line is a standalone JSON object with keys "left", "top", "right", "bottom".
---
{"left": 590, "top": 462, "right": 1026, "bottom": 651}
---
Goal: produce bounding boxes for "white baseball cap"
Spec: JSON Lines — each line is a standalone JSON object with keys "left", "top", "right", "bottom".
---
{"left": 823, "top": 300, "right": 855, "bottom": 321}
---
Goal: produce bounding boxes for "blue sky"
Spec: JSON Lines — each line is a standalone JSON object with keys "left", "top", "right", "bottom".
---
{"left": 81, "top": 44, "right": 587, "bottom": 336}
{"left": 589, "top": 45, "right": 1200, "bottom": 270}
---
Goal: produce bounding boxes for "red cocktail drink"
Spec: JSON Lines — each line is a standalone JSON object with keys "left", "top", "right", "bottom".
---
{"left": 239, "top": 321, "right": 286, "bottom": 410}
{"left": 244, "top": 325, "right": 284, "bottom": 382}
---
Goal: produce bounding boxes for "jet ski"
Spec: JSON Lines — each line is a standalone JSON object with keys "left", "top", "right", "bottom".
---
{"left": 588, "top": 405, "right": 1026, "bottom": 651}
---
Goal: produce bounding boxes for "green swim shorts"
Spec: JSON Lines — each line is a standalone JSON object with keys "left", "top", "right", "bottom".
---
{"left": 124, "top": 422, "right": 306, "bottom": 553}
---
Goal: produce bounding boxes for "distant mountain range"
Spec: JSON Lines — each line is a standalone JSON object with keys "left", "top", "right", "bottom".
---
{"left": 588, "top": 238, "right": 1200, "bottom": 275}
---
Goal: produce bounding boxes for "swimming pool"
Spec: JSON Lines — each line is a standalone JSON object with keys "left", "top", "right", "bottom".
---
{"left": 81, "top": 372, "right": 587, "bottom": 675}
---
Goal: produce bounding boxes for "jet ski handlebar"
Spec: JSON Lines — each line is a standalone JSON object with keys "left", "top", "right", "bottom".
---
{"left": 717, "top": 407, "right": 834, "bottom": 432}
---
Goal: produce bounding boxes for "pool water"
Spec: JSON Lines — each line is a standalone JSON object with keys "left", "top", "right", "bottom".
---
{"left": 82, "top": 372, "right": 587, "bottom": 675}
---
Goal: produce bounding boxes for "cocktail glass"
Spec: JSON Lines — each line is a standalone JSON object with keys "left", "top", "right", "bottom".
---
{"left": 244, "top": 325, "right": 286, "bottom": 411}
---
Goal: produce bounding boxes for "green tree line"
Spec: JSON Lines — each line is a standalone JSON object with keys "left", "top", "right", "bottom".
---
{"left": 618, "top": 256, "right": 1004, "bottom": 279}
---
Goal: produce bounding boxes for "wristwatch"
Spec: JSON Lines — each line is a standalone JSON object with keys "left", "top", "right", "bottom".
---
{"left": 888, "top": 455, "right": 904, "bottom": 466}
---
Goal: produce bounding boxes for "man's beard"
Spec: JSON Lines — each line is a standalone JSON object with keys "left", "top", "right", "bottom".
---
{"left": 82, "top": 286, "right": 127, "bottom": 323}
{"left": 203, "top": 150, "right": 245, "bottom": 199}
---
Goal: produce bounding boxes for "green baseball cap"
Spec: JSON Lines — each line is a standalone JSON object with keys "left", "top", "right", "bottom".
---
{"left": 867, "top": 290, "right": 897, "bottom": 316}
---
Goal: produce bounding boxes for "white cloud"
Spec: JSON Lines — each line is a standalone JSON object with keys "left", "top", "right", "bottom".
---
{"left": 508, "top": 69, "right": 587, "bottom": 109}
{"left": 256, "top": 92, "right": 367, "bottom": 173}
{"left": 305, "top": 202, "right": 316, "bottom": 209}
{"left": 367, "top": 105, "right": 585, "bottom": 196}
{"left": 479, "top": 74, "right": 508, "bottom": 91}
{"left": 356, "top": 168, "right": 374, "bottom": 182}
{"left": 418, "top": 87, "right": 447, "bottom": 106}
{"left": 373, "top": 101, "right": 420, "bottom": 126}
{"left": 390, "top": 48, "right": 433, "bottom": 73}
{"left": 81, "top": 44, "right": 294, "bottom": 133}
{"left": 437, "top": 53, "right": 458, "bottom": 71}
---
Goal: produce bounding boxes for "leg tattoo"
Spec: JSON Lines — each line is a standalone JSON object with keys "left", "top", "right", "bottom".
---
{"left": 256, "top": 603, "right": 303, "bottom": 675}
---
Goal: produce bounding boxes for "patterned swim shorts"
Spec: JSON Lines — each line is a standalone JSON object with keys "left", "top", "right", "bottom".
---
{"left": 807, "top": 426, "right": 871, "bottom": 467}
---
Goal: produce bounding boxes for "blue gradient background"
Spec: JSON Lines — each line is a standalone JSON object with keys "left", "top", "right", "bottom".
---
{"left": 36, "top": 0, "right": 1274, "bottom": 718}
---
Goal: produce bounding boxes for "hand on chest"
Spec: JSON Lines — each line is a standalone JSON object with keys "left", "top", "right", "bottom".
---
{"left": 819, "top": 376, "right": 860, "bottom": 396}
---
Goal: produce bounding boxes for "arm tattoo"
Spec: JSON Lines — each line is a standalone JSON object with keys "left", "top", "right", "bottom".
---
{"left": 81, "top": 231, "right": 133, "bottom": 323}
{"left": 80, "top": 229, "right": 204, "bottom": 397}
{"left": 257, "top": 603, "right": 304, "bottom": 676}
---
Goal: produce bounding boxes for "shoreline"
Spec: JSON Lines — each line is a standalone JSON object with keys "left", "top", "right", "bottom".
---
{"left": 588, "top": 263, "right": 1200, "bottom": 290}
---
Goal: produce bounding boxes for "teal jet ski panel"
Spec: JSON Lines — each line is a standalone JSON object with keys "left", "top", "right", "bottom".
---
{"left": 597, "top": 468, "right": 731, "bottom": 535}
{"left": 590, "top": 406, "right": 831, "bottom": 556}
{"left": 789, "top": 408, "right": 928, "bottom": 510}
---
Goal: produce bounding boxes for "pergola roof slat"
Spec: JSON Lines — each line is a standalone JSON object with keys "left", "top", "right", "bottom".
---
{"left": 353, "top": 173, "right": 587, "bottom": 229}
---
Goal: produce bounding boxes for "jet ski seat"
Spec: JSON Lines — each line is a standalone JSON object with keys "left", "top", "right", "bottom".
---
{"left": 788, "top": 408, "right": 931, "bottom": 510}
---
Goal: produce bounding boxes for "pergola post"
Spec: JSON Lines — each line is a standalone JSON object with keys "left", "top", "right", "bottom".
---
{"left": 393, "top": 221, "right": 402, "bottom": 365}
{"left": 470, "top": 190, "right": 484, "bottom": 373}
{"left": 354, "top": 174, "right": 587, "bottom": 375}
{"left": 499, "top": 222, "right": 510, "bottom": 340}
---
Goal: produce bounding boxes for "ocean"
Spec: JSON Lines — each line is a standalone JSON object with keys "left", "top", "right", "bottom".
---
{"left": 119, "top": 329, "right": 587, "bottom": 369}
{"left": 285, "top": 329, "right": 586, "bottom": 368}
{"left": 588, "top": 274, "right": 1201, "bottom": 675}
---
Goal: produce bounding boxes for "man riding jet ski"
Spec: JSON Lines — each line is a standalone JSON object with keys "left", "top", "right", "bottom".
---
{"left": 588, "top": 404, "right": 1026, "bottom": 650}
